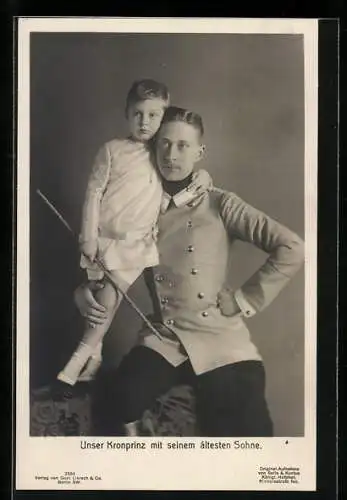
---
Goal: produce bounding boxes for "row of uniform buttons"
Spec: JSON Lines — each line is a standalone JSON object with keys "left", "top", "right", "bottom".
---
{"left": 186, "top": 241, "right": 198, "bottom": 274}
{"left": 155, "top": 271, "right": 198, "bottom": 281}
{"left": 157, "top": 217, "right": 210, "bottom": 327}
{"left": 186, "top": 233, "right": 198, "bottom": 277}
{"left": 185, "top": 221, "right": 196, "bottom": 276}
{"left": 165, "top": 310, "right": 210, "bottom": 327}
{"left": 162, "top": 311, "right": 212, "bottom": 327}
{"left": 155, "top": 277, "right": 205, "bottom": 300}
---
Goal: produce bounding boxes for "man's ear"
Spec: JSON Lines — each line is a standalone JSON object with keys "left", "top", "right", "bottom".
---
{"left": 196, "top": 143, "right": 206, "bottom": 162}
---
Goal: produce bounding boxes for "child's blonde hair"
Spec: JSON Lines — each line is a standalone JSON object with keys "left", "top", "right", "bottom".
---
{"left": 125, "top": 79, "right": 170, "bottom": 115}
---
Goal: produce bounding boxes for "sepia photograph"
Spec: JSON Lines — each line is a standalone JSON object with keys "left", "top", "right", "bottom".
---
{"left": 16, "top": 18, "right": 318, "bottom": 491}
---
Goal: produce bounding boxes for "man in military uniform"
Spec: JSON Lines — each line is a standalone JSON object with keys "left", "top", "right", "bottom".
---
{"left": 74, "top": 106, "right": 304, "bottom": 437}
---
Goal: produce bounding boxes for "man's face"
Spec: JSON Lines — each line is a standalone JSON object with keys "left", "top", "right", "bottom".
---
{"left": 127, "top": 98, "right": 166, "bottom": 142}
{"left": 156, "top": 121, "right": 204, "bottom": 181}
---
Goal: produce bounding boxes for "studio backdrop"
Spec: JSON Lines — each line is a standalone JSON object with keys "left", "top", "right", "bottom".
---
{"left": 30, "top": 33, "right": 304, "bottom": 436}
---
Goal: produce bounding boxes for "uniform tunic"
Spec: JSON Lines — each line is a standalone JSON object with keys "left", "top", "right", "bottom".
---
{"left": 80, "top": 138, "right": 163, "bottom": 278}
{"left": 139, "top": 169, "right": 305, "bottom": 375}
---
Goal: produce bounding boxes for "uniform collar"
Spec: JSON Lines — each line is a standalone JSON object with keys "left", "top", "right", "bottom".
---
{"left": 160, "top": 169, "right": 213, "bottom": 213}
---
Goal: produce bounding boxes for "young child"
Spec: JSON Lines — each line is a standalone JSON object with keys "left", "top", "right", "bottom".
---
{"left": 56, "top": 79, "right": 170, "bottom": 387}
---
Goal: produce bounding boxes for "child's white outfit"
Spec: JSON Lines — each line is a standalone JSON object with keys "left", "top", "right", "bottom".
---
{"left": 57, "top": 138, "right": 163, "bottom": 386}
{"left": 80, "top": 137, "right": 163, "bottom": 279}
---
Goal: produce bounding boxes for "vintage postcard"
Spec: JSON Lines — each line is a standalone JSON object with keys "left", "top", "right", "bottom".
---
{"left": 16, "top": 17, "right": 318, "bottom": 491}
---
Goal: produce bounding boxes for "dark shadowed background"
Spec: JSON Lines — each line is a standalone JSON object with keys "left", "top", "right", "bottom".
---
{"left": 30, "top": 33, "right": 304, "bottom": 436}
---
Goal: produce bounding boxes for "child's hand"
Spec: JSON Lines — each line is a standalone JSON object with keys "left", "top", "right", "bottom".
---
{"left": 80, "top": 239, "right": 98, "bottom": 262}
{"left": 191, "top": 169, "right": 213, "bottom": 192}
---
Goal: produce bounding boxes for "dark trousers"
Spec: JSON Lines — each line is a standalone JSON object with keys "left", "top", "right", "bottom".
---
{"left": 91, "top": 346, "right": 273, "bottom": 437}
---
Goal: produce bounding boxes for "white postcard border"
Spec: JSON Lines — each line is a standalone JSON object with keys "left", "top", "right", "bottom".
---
{"left": 16, "top": 17, "right": 318, "bottom": 491}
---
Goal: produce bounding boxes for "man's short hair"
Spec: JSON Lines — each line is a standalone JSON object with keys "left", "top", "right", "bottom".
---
{"left": 161, "top": 106, "right": 204, "bottom": 137}
{"left": 126, "top": 79, "right": 170, "bottom": 112}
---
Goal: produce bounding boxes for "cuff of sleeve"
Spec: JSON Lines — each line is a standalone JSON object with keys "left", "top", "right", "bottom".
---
{"left": 234, "top": 289, "right": 257, "bottom": 318}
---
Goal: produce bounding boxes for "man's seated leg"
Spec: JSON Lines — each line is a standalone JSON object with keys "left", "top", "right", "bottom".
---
{"left": 91, "top": 346, "right": 184, "bottom": 436}
{"left": 195, "top": 360, "right": 273, "bottom": 437}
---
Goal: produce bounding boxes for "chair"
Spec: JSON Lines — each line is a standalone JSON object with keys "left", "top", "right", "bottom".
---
{"left": 30, "top": 384, "right": 196, "bottom": 436}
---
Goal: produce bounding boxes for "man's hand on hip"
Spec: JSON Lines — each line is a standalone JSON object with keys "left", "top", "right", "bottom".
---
{"left": 217, "top": 287, "right": 241, "bottom": 317}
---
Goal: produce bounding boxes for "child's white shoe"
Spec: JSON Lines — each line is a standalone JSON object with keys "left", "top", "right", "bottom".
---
{"left": 77, "top": 343, "right": 103, "bottom": 382}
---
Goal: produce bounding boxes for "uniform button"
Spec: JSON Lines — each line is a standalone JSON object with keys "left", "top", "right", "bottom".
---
{"left": 168, "top": 281, "right": 174, "bottom": 288}
{"left": 161, "top": 297, "right": 169, "bottom": 304}
{"left": 155, "top": 274, "right": 164, "bottom": 282}
{"left": 187, "top": 245, "right": 194, "bottom": 252}
{"left": 202, "top": 311, "right": 209, "bottom": 317}
{"left": 187, "top": 220, "right": 193, "bottom": 228}
{"left": 198, "top": 292, "right": 205, "bottom": 299}
{"left": 166, "top": 319, "right": 174, "bottom": 326}
{"left": 191, "top": 268, "right": 198, "bottom": 275}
